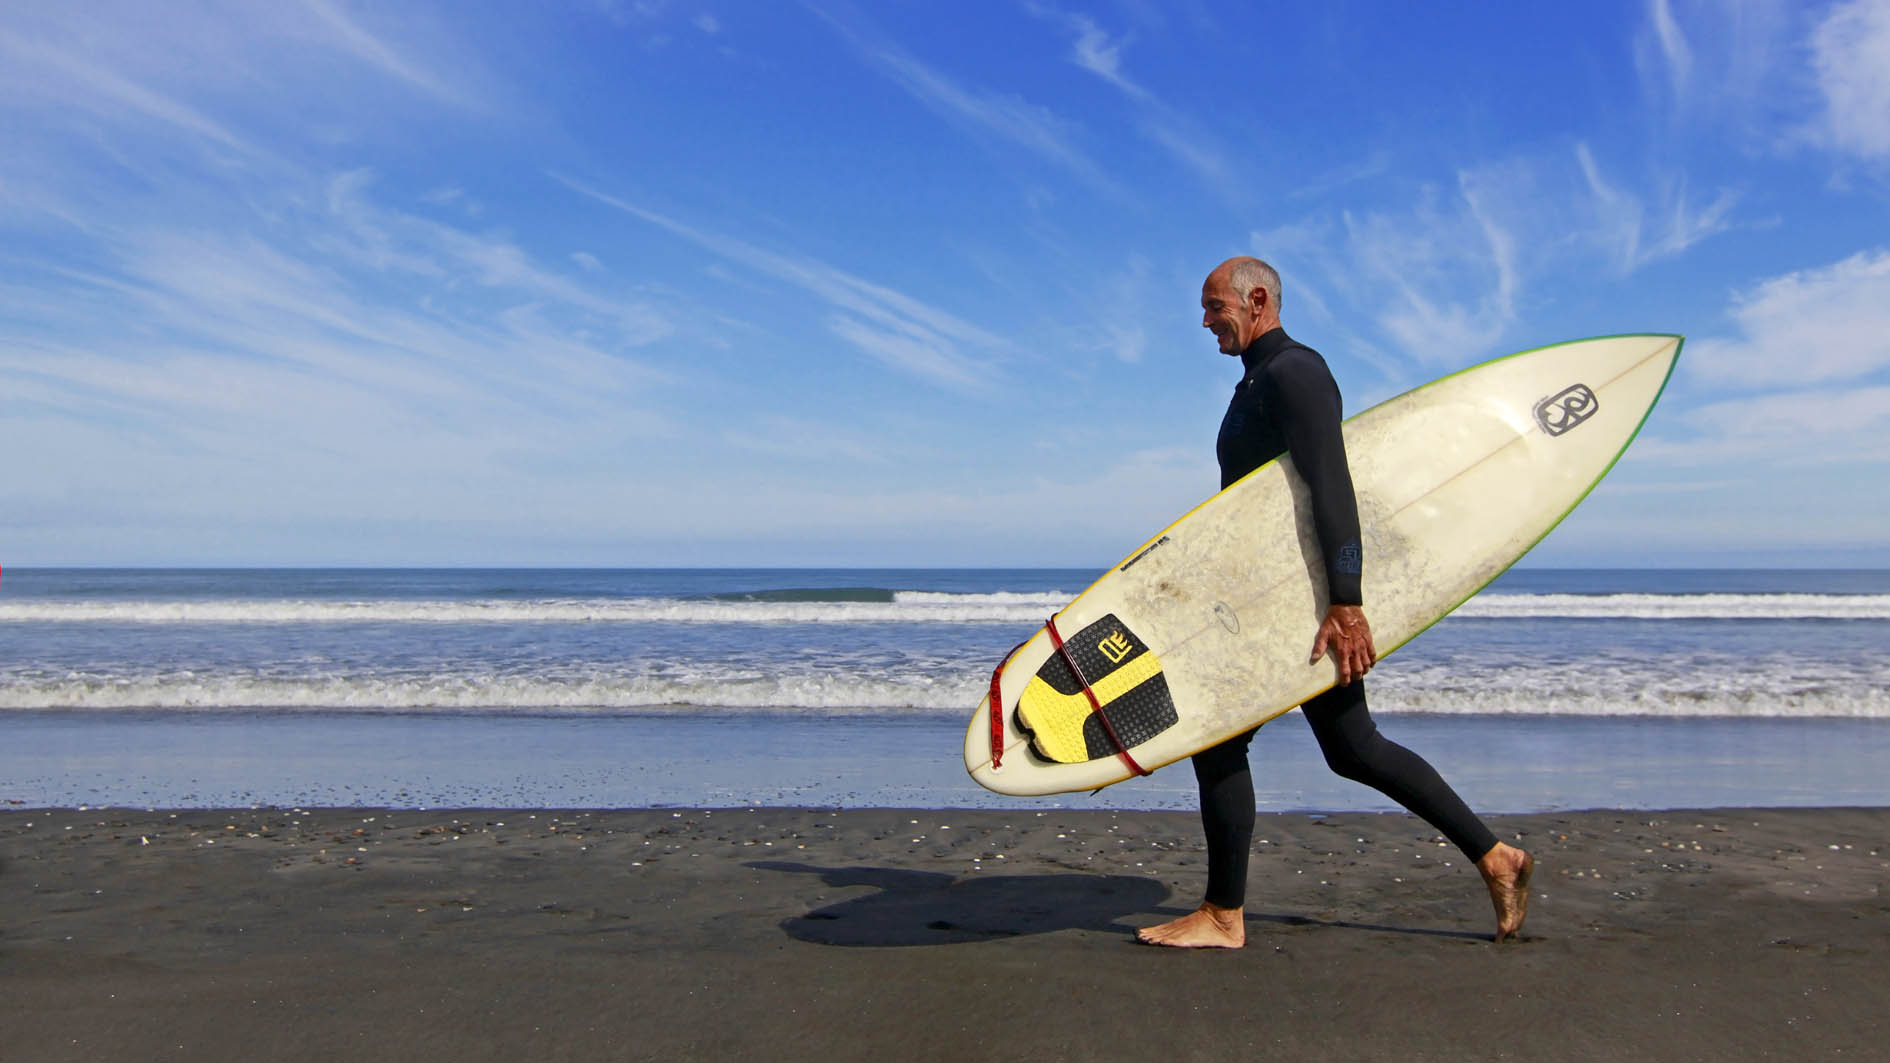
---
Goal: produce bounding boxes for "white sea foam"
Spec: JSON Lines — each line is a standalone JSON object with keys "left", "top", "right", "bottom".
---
{"left": 1454, "top": 593, "right": 1890, "bottom": 620}
{"left": 3, "top": 590, "right": 1887, "bottom": 624}
{"left": 4, "top": 658, "right": 1886, "bottom": 717}
{"left": 0, "top": 671, "right": 974, "bottom": 713}
{"left": 1370, "top": 671, "right": 1890, "bottom": 719}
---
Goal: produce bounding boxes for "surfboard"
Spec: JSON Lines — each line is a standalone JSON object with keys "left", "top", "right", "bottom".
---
{"left": 966, "top": 333, "right": 1682, "bottom": 797}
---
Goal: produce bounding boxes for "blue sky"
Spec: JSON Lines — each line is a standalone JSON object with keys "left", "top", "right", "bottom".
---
{"left": 3, "top": 0, "right": 1888, "bottom": 568}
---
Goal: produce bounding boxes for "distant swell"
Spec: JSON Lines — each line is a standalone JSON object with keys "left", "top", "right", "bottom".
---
{"left": 3, "top": 591, "right": 1887, "bottom": 624}
{"left": 0, "top": 591, "right": 1069, "bottom": 625}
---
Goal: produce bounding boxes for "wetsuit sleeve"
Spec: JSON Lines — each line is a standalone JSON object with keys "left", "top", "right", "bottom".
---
{"left": 1268, "top": 350, "right": 1364, "bottom": 606}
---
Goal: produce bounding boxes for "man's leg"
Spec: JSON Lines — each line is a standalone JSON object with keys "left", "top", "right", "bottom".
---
{"left": 1136, "top": 728, "right": 1258, "bottom": 948}
{"left": 1303, "top": 682, "right": 1532, "bottom": 941}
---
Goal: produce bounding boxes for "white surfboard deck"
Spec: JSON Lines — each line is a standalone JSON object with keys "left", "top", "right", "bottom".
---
{"left": 966, "top": 333, "right": 1682, "bottom": 797}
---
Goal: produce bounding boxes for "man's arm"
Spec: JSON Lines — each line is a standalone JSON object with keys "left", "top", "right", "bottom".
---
{"left": 1269, "top": 349, "right": 1376, "bottom": 682}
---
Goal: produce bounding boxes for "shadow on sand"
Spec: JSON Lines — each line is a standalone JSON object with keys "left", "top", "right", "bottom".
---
{"left": 750, "top": 861, "right": 1499, "bottom": 947}
{"left": 748, "top": 862, "right": 1167, "bottom": 947}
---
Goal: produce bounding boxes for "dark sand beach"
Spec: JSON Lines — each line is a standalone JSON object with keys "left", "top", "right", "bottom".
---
{"left": 4, "top": 806, "right": 1887, "bottom": 1061}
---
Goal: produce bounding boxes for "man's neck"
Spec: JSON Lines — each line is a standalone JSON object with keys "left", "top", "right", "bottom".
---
{"left": 1239, "top": 326, "right": 1289, "bottom": 369}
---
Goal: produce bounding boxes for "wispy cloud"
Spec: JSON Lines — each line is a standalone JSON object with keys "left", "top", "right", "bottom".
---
{"left": 1691, "top": 248, "right": 1890, "bottom": 386}
{"left": 1028, "top": 4, "right": 1236, "bottom": 194}
{"left": 1632, "top": 0, "right": 1800, "bottom": 142}
{"left": 1639, "top": 385, "right": 1890, "bottom": 467}
{"left": 553, "top": 174, "right": 1005, "bottom": 391}
{"left": 710, "top": 443, "right": 1212, "bottom": 555}
{"left": 300, "top": 0, "right": 470, "bottom": 107}
{"left": 1248, "top": 217, "right": 1343, "bottom": 321}
{"left": 1575, "top": 143, "right": 1738, "bottom": 272}
{"left": 1288, "top": 151, "right": 1392, "bottom": 201}
{"left": 1245, "top": 201, "right": 1500, "bottom": 378}
{"left": 824, "top": 315, "right": 994, "bottom": 390}
{"left": 1053, "top": 9, "right": 1143, "bottom": 98}
{"left": 1341, "top": 169, "right": 1522, "bottom": 363}
{"left": 0, "top": 156, "right": 681, "bottom": 538}
{"left": 1642, "top": 0, "right": 1694, "bottom": 99}
{"left": 0, "top": 0, "right": 502, "bottom": 236}
{"left": 723, "top": 415, "right": 895, "bottom": 466}
{"left": 1258, "top": 138, "right": 1749, "bottom": 374}
{"left": 810, "top": 4, "right": 1127, "bottom": 200}
{"left": 0, "top": 28, "right": 258, "bottom": 157}
{"left": 323, "top": 171, "right": 674, "bottom": 353}
{"left": 1807, "top": 0, "right": 1890, "bottom": 160}
{"left": 1083, "top": 255, "right": 1155, "bottom": 365}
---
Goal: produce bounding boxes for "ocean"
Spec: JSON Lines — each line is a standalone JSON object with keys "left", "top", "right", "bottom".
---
{"left": 4, "top": 567, "right": 1888, "bottom": 811}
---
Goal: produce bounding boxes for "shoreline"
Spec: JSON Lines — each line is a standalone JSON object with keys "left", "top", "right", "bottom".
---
{"left": 5, "top": 805, "right": 1887, "bottom": 1060}
{"left": 10, "top": 710, "right": 1890, "bottom": 812}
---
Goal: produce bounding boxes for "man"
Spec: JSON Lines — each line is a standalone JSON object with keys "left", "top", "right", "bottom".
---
{"left": 1135, "top": 256, "right": 1533, "bottom": 949}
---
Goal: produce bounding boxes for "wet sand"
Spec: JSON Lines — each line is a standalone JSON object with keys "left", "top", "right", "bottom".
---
{"left": 14, "top": 710, "right": 1890, "bottom": 811}
{"left": 4, "top": 806, "right": 1888, "bottom": 1061}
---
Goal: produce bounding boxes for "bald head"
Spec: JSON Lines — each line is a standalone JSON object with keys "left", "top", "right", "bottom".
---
{"left": 1201, "top": 256, "right": 1282, "bottom": 356}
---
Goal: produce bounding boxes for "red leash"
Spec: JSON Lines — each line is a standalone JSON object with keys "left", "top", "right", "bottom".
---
{"left": 986, "top": 639, "right": 1026, "bottom": 771}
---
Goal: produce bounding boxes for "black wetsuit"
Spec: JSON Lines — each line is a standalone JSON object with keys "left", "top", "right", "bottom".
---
{"left": 1194, "top": 328, "right": 1497, "bottom": 910}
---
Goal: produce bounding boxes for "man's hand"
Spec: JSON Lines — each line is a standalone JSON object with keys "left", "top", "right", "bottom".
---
{"left": 1310, "top": 604, "right": 1376, "bottom": 685}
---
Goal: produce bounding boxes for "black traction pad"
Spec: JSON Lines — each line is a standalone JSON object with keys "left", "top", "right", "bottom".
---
{"left": 1014, "top": 613, "right": 1178, "bottom": 763}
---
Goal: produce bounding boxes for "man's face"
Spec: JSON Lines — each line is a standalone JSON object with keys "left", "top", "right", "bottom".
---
{"left": 1201, "top": 272, "right": 1261, "bottom": 356}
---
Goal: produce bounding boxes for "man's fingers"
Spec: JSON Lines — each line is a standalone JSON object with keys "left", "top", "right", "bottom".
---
{"left": 1313, "top": 606, "right": 1377, "bottom": 683}
{"left": 1345, "top": 641, "right": 1373, "bottom": 684}
{"left": 1313, "top": 612, "right": 1379, "bottom": 681}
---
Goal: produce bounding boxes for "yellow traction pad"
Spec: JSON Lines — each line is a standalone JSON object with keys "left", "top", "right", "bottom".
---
{"left": 1014, "top": 614, "right": 1178, "bottom": 764}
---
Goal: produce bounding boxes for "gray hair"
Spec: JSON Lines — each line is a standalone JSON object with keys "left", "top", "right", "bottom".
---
{"left": 1228, "top": 257, "right": 1282, "bottom": 315}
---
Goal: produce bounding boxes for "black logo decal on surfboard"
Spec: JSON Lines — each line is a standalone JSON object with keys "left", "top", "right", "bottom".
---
{"left": 1533, "top": 384, "right": 1598, "bottom": 437}
{"left": 1119, "top": 535, "right": 1171, "bottom": 573}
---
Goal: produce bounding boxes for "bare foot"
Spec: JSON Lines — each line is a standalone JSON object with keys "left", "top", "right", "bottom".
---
{"left": 1478, "top": 842, "right": 1533, "bottom": 943}
{"left": 1136, "top": 902, "right": 1245, "bottom": 949}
